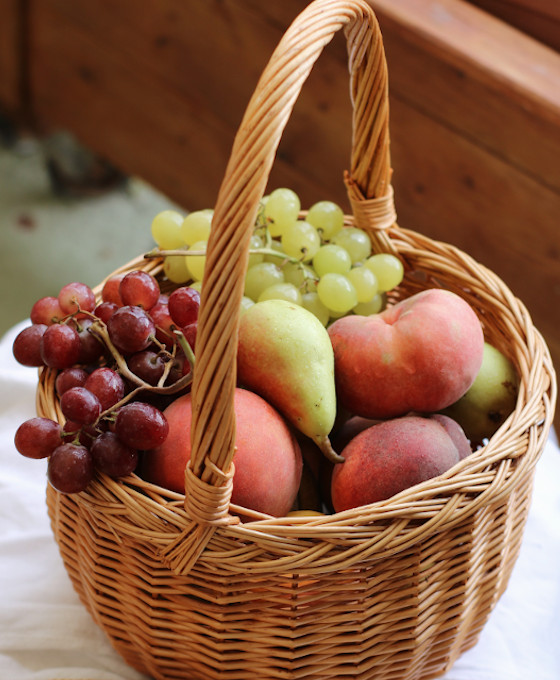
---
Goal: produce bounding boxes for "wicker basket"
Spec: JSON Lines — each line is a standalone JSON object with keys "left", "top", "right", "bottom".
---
{"left": 38, "top": 1, "right": 556, "bottom": 679}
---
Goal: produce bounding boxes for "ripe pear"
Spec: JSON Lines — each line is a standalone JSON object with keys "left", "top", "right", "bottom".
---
{"left": 237, "top": 299, "right": 341, "bottom": 462}
{"left": 440, "top": 342, "right": 519, "bottom": 447}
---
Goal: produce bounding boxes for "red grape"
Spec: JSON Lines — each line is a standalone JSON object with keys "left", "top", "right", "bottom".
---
{"left": 165, "top": 353, "right": 188, "bottom": 384}
{"left": 107, "top": 305, "right": 155, "bottom": 354}
{"left": 84, "top": 367, "right": 125, "bottom": 411}
{"left": 14, "top": 417, "right": 63, "bottom": 459}
{"left": 91, "top": 431, "right": 138, "bottom": 477}
{"left": 60, "top": 386, "right": 102, "bottom": 425}
{"left": 119, "top": 270, "right": 160, "bottom": 310}
{"left": 128, "top": 350, "right": 166, "bottom": 385}
{"left": 182, "top": 322, "right": 197, "bottom": 352}
{"left": 101, "top": 273, "right": 125, "bottom": 306}
{"left": 168, "top": 286, "right": 200, "bottom": 327}
{"left": 47, "top": 443, "right": 94, "bottom": 494}
{"left": 115, "top": 402, "right": 168, "bottom": 450}
{"left": 12, "top": 324, "right": 47, "bottom": 367}
{"left": 55, "top": 367, "right": 89, "bottom": 396}
{"left": 40, "top": 323, "right": 81, "bottom": 369}
{"left": 30, "top": 296, "right": 64, "bottom": 325}
{"left": 69, "top": 317, "right": 105, "bottom": 365}
{"left": 149, "top": 301, "right": 176, "bottom": 348}
{"left": 94, "top": 301, "right": 118, "bottom": 324}
{"left": 58, "top": 282, "right": 96, "bottom": 316}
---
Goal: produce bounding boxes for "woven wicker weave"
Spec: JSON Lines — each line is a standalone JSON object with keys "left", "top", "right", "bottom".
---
{"left": 39, "top": 1, "right": 556, "bottom": 679}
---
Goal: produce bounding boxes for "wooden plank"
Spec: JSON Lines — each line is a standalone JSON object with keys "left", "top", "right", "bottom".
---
{"left": 27, "top": 1, "right": 259, "bottom": 209}
{"left": 466, "top": 0, "right": 560, "bottom": 52}
{"left": 28, "top": 0, "right": 354, "bottom": 210}
{"left": 31, "top": 0, "right": 270, "bottom": 134}
{"left": 226, "top": 0, "right": 560, "bottom": 191}
{"left": 34, "top": 0, "right": 560, "bottom": 192}
{"left": 371, "top": 0, "right": 560, "bottom": 190}
{"left": 0, "top": 0, "right": 24, "bottom": 116}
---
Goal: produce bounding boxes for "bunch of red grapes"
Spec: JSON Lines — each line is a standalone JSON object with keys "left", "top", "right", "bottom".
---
{"left": 12, "top": 270, "right": 201, "bottom": 494}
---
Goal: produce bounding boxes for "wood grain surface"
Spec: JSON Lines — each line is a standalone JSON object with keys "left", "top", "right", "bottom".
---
{"left": 467, "top": 0, "right": 560, "bottom": 52}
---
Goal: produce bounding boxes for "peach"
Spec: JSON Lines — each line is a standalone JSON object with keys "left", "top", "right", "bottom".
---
{"left": 142, "top": 388, "right": 303, "bottom": 517}
{"left": 331, "top": 415, "right": 468, "bottom": 512}
{"left": 331, "top": 415, "right": 381, "bottom": 453}
{"left": 328, "top": 289, "right": 484, "bottom": 419}
{"left": 429, "top": 413, "right": 472, "bottom": 460}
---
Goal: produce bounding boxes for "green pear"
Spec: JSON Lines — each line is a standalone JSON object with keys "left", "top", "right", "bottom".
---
{"left": 440, "top": 342, "right": 519, "bottom": 447}
{"left": 237, "top": 299, "right": 342, "bottom": 462}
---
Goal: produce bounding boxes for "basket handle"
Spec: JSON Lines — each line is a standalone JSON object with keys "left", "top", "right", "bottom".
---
{"left": 161, "top": 0, "right": 396, "bottom": 574}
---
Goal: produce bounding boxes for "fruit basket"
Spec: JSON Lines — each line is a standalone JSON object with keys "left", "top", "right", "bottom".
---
{"left": 34, "top": 1, "right": 555, "bottom": 679}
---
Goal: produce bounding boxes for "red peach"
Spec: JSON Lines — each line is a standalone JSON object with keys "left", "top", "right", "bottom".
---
{"left": 331, "top": 415, "right": 466, "bottom": 512}
{"left": 328, "top": 289, "right": 484, "bottom": 419}
{"left": 142, "top": 388, "right": 302, "bottom": 517}
{"left": 429, "top": 413, "right": 472, "bottom": 460}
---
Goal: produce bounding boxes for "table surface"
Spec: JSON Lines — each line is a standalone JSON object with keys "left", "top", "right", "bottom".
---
{"left": 1, "top": 320, "right": 559, "bottom": 680}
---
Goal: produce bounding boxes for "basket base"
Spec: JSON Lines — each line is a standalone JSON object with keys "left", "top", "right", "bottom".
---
{"left": 47, "top": 468, "right": 534, "bottom": 680}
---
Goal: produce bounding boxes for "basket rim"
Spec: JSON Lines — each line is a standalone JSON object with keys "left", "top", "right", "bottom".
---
{"left": 40, "top": 219, "right": 557, "bottom": 575}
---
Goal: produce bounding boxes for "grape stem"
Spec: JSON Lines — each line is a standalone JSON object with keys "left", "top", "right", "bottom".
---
{"left": 143, "top": 246, "right": 314, "bottom": 269}
{"left": 61, "top": 368, "right": 193, "bottom": 444}
{"left": 174, "top": 329, "right": 196, "bottom": 371}
{"left": 88, "top": 319, "right": 193, "bottom": 396}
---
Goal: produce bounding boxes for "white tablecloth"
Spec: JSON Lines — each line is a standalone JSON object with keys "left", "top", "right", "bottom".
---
{"left": 1, "top": 321, "right": 559, "bottom": 680}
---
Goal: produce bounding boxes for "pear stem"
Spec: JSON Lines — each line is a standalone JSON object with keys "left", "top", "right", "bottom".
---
{"left": 316, "top": 434, "right": 345, "bottom": 464}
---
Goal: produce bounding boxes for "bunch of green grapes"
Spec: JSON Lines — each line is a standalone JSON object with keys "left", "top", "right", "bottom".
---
{"left": 150, "top": 208, "right": 212, "bottom": 287}
{"left": 150, "top": 188, "right": 404, "bottom": 326}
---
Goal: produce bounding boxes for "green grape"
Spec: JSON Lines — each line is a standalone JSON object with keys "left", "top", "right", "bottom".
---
{"left": 364, "top": 253, "right": 404, "bottom": 292}
{"left": 329, "top": 309, "right": 347, "bottom": 321}
{"left": 248, "top": 234, "right": 265, "bottom": 268}
{"left": 188, "top": 280, "right": 202, "bottom": 293}
{"left": 185, "top": 240, "right": 207, "bottom": 281}
{"left": 347, "top": 265, "right": 379, "bottom": 303}
{"left": 180, "top": 209, "right": 213, "bottom": 246}
{"left": 332, "top": 227, "right": 372, "bottom": 263}
{"left": 301, "top": 292, "right": 330, "bottom": 327}
{"left": 258, "top": 282, "right": 302, "bottom": 305}
{"left": 317, "top": 273, "right": 358, "bottom": 314}
{"left": 354, "top": 293, "right": 386, "bottom": 316}
{"left": 264, "top": 188, "right": 301, "bottom": 237}
{"left": 282, "top": 262, "right": 317, "bottom": 293}
{"left": 151, "top": 210, "right": 185, "bottom": 249}
{"left": 163, "top": 255, "right": 191, "bottom": 284}
{"left": 240, "top": 296, "right": 255, "bottom": 313}
{"left": 281, "top": 220, "right": 321, "bottom": 262}
{"left": 244, "top": 262, "right": 285, "bottom": 301}
{"left": 263, "top": 239, "right": 286, "bottom": 263}
{"left": 306, "top": 200, "right": 344, "bottom": 240}
{"left": 312, "top": 244, "right": 352, "bottom": 277}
